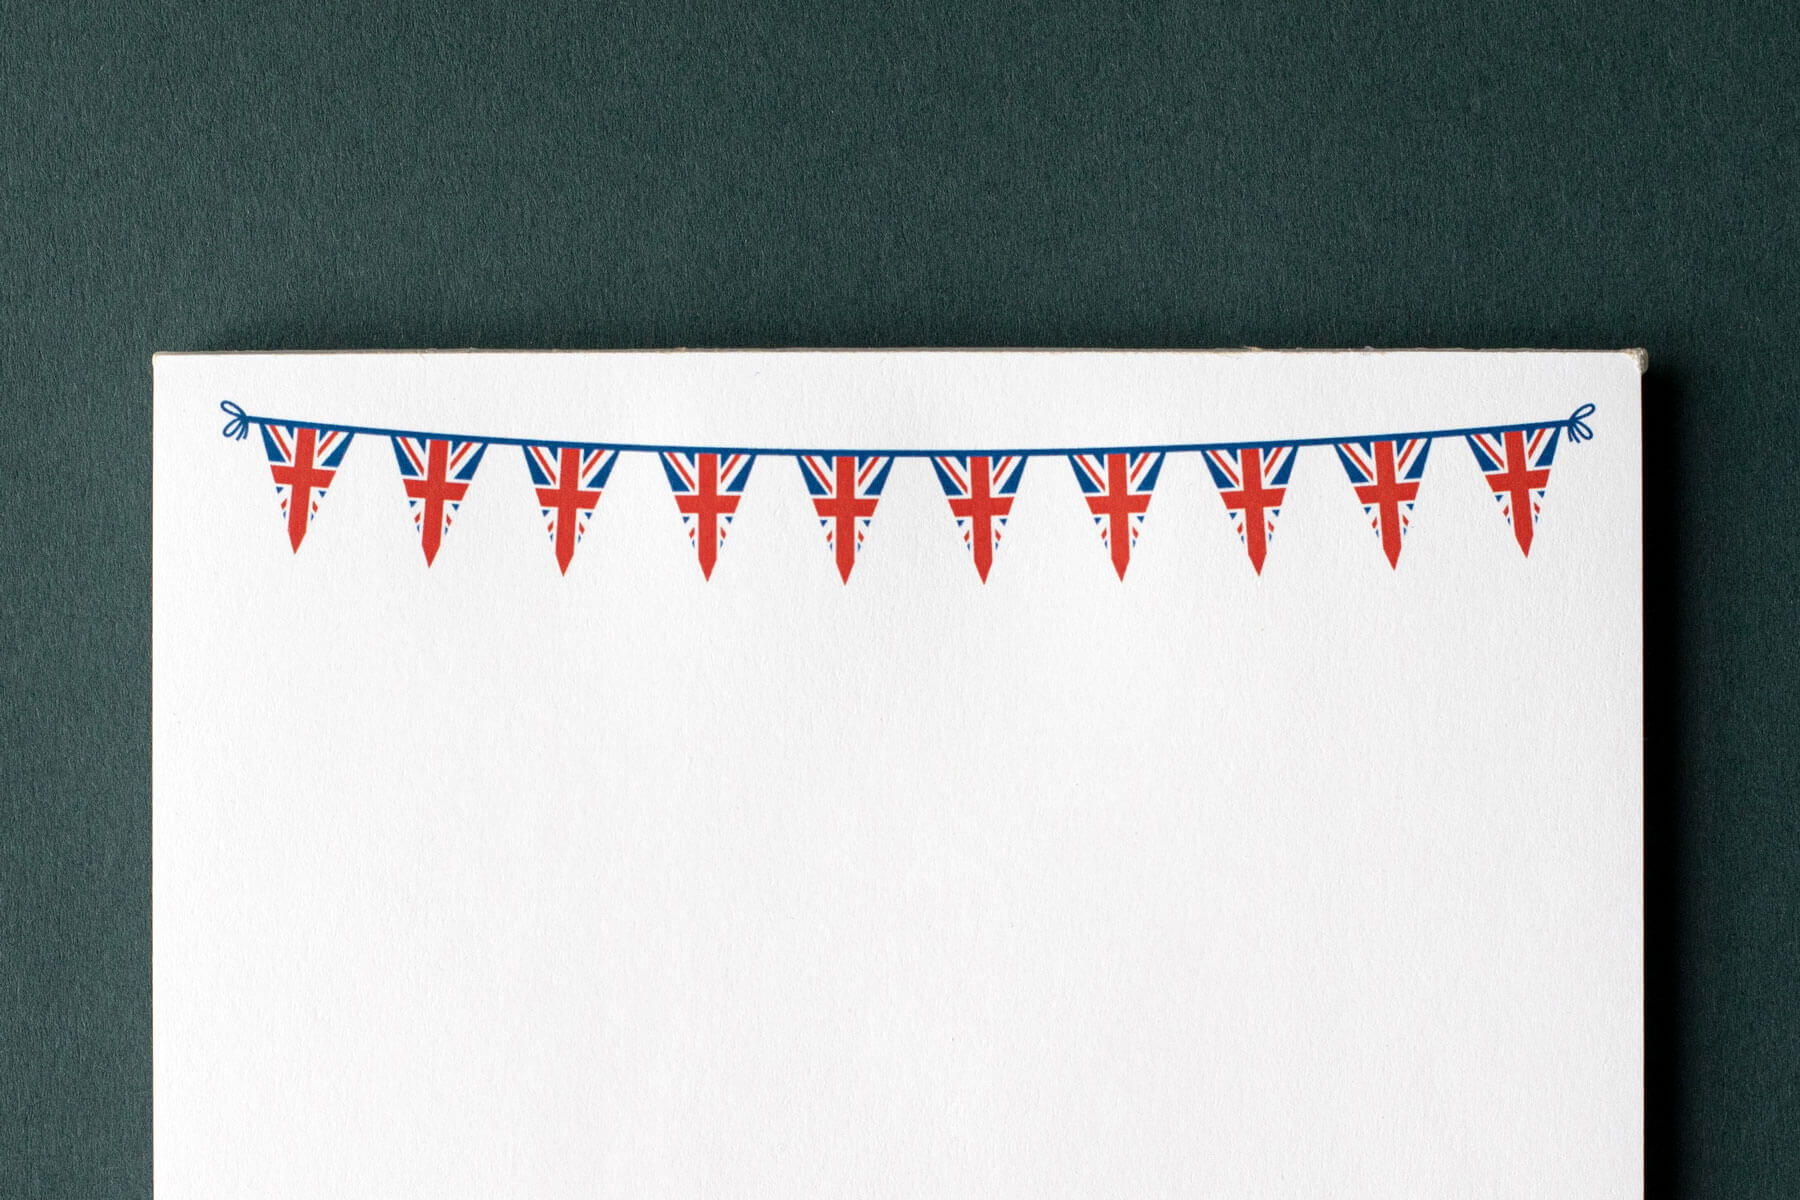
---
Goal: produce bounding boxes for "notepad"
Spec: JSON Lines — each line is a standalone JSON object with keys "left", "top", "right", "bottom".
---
{"left": 153, "top": 349, "right": 1643, "bottom": 1196}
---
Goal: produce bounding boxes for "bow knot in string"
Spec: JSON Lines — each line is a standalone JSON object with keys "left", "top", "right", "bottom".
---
{"left": 1565, "top": 403, "right": 1597, "bottom": 444}
{"left": 220, "top": 400, "right": 251, "bottom": 440}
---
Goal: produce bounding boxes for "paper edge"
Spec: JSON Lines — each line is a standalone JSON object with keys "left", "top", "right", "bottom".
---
{"left": 152, "top": 347, "right": 1651, "bottom": 369}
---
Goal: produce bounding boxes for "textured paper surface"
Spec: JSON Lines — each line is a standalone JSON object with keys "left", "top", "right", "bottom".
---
{"left": 153, "top": 350, "right": 1642, "bottom": 1196}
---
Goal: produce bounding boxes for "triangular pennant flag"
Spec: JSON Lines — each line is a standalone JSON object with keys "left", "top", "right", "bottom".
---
{"left": 1069, "top": 452, "right": 1165, "bottom": 579}
{"left": 796, "top": 454, "right": 893, "bottom": 583}
{"left": 1203, "top": 444, "right": 1297, "bottom": 575}
{"left": 1335, "top": 438, "right": 1431, "bottom": 568}
{"left": 261, "top": 424, "right": 351, "bottom": 550}
{"left": 391, "top": 436, "right": 488, "bottom": 566}
{"left": 661, "top": 451, "right": 755, "bottom": 580}
{"left": 932, "top": 454, "right": 1027, "bottom": 583}
{"left": 260, "top": 424, "right": 353, "bottom": 552}
{"left": 522, "top": 444, "right": 619, "bottom": 574}
{"left": 1466, "top": 426, "right": 1560, "bottom": 556}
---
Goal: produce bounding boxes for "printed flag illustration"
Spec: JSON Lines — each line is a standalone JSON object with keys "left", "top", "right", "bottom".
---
{"left": 222, "top": 399, "right": 1596, "bottom": 579}
{"left": 796, "top": 454, "right": 895, "bottom": 583}
{"left": 1203, "top": 444, "right": 1298, "bottom": 575}
{"left": 932, "top": 454, "right": 1028, "bottom": 582}
{"left": 522, "top": 444, "right": 620, "bottom": 574}
{"left": 391, "top": 437, "right": 489, "bottom": 566}
{"left": 661, "top": 451, "right": 755, "bottom": 579}
{"left": 260, "top": 424, "right": 353, "bottom": 552}
{"left": 1466, "top": 425, "right": 1560, "bottom": 556}
{"left": 1069, "top": 452, "right": 1166, "bottom": 579}
{"left": 1335, "top": 438, "right": 1432, "bottom": 568}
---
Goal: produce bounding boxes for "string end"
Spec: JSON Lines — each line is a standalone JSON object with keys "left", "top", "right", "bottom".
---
{"left": 220, "top": 401, "right": 251, "bottom": 441}
{"left": 1565, "top": 403, "right": 1597, "bottom": 443}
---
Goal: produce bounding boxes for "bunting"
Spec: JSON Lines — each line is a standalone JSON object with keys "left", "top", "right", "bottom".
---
{"left": 260, "top": 424, "right": 353, "bottom": 552}
{"left": 1466, "top": 425, "right": 1560, "bottom": 556}
{"left": 523, "top": 444, "right": 619, "bottom": 574}
{"left": 218, "top": 401, "right": 1598, "bottom": 584}
{"left": 391, "top": 437, "right": 488, "bottom": 566}
{"left": 932, "top": 454, "right": 1027, "bottom": 583}
{"left": 1336, "top": 438, "right": 1431, "bottom": 568}
{"left": 1203, "top": 445, "right": 1297, "bottom": 575}
{"left": 662, "top": 451, "right": 755, "bottom": 579}
{"left": 797, "top": 454, "right": 893, "bottom": 583}
{"left": 1069, "top": 452, "right": 1164, "bottom": 579}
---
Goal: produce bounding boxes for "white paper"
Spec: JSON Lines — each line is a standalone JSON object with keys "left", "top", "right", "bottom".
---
{"left": 154, "top": 350, "right": 1643, "bottom": 1197}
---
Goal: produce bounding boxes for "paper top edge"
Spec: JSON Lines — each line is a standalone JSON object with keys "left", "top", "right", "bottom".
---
{"left": 152, "top": 347, "right": 1650, "bottom": 368}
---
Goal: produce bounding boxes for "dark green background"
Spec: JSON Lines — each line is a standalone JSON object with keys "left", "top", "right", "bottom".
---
{"left": 3, "top": 2, "right": 1793, "bottom": 1194}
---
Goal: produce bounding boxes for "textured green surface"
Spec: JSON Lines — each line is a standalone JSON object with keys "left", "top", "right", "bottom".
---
{"left": 1, "top": 2, "right": 1794, "bottom": 1194}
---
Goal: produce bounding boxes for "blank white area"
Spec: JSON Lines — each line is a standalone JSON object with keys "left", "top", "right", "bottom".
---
{"left": 154, "top": 351, "right": 1641, "bottom": 1197}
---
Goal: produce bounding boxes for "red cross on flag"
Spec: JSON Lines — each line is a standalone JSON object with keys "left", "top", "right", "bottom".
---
{"left": 796, "top": 454, "right": 894, "bottom": 583}
{"left": 1466, "top": 426, "right": 1560, "bottom": 556}
{"left": 522, "top": 444, "right": 620, "bottom": 575}
{"left": 259, "top": 424, "right": 353, "bottom": 553}
{"left": 1202, "top": 444, "right": 1298, "bottom": 575}
{"left": 931, "top": 454, "right": 1028, "bottom": 583}
{"left": 1335, "top": 438, "right": 1432, "bottom": 569}
{"left": 660, "top": 451, "right": 756, "bottom": 580}
{"left": 1068, "top": 452, "right": 1165, "bottom": 579}
{"left": 390, "top": 437, "right": 489, "bottom": 567}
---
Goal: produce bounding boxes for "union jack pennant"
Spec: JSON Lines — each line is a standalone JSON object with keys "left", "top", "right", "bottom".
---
{"left": 390, "top": 437, "right": 488, "bottom": 567}
{"left": 1068, "top": 452, "right": 1165, "bottom": 579}
{"left": 796, "top": 454, "right": 894, "bottom": 583}
{"left": 1335, "top": 438, "right": 1431, "bottom": 569}
{"left": 1203, "top": 444, "right": 1298, "bottom": 575}
{"left": 522, "top": 444, "right": 620, "bottom": 575}
{"left": 259, "top": 423, "right": 353, "bottom": 553}
{"left": 661, "top": 451, "right": 755, "bottom": 580}
{"left": 931, "top": 454, "right": 1027, "bottom": 583}
{"left": 1466, "top": 425, "right": 1560, "bottom": 556}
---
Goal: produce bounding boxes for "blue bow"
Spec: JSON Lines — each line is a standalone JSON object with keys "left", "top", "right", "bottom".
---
{"left": 1565, "top": 403, "right": 1597, "bottom": 444}
{"left": 219, "top": 400, "right": 251, "bottom": 440}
